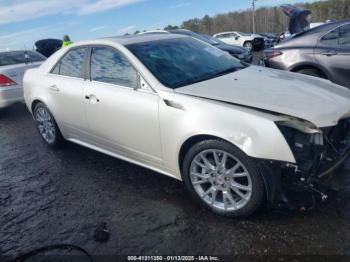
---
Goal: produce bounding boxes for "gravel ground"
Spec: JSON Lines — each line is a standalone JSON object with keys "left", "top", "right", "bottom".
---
{"left": 1, "top": 103, "right": 350, "bottom": 261}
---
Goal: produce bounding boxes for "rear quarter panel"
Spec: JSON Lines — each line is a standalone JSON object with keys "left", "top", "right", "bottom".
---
{"left": 23, "top": 68, "right": 47, "bottom": 114}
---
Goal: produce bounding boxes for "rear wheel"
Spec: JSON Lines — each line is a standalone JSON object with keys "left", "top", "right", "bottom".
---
{"left": 182, "top": 139, "right": 265, "bottom": 217}
{"left": 33, "top": 102, "right": 64, "bottom": 147}
{"left": 243, "top": 41, "right": 253, "bottom": 51}
{"left": 296, "top": 68, "right": 326, "bottom": 79}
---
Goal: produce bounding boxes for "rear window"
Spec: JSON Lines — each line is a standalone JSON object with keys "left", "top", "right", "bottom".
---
{"left": 0, "top": 51, "right": 46, "bottom": 66}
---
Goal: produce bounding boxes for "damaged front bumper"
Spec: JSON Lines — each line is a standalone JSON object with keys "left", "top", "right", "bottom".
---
{"left": 259, "top": 117, "right": 350, "bottom": 209}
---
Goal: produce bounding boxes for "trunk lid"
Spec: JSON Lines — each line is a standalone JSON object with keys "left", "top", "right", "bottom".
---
{"left": 280, "top": 4, "right": 311, "bottom": 35}
{"left": 0, "top": 62, "right": 42, "bottom": 87}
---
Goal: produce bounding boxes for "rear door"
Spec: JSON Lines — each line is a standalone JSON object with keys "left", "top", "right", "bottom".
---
{"left": 315, "top": 23, "right": 350, "bottom": 88}
{"left": 46, "top": 47, "right": 89, "bottom": 138}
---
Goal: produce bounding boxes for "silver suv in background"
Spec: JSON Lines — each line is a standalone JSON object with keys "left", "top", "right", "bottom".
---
{"left": 0, "top": 50, "right": 45, "bottom": 108}
{"left": 264, "top": 18, "right": 350, "bottom": 88}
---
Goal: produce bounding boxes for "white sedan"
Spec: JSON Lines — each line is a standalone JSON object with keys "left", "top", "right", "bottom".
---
{"left": 23, "top": 34, "right": 350, "bottom": 217}
{"left": 213, "top": 31, "right": 265, "bottom": 51}
{"left": 0, "top": 50, "right": 45, "bottom": 108}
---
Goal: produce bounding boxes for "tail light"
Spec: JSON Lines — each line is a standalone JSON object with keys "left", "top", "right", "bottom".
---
{"left": 264, "top": 50, "right": 283, "bottom": 60}
{"left": 0, "top": 74, "right": 16, "bottom": 87}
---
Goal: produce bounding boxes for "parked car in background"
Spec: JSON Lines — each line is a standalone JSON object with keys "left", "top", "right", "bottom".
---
{"left": 264, "top": 19, "right": 350, "bottom": 88}
{"left": 139, "top": 29, "right": 252, "bottom": 63}
{"left": 35, "top": 39, "right": 62, "bottom": 57}
{"left": 0, "top": 50, "right": 45, "bottom": 108}
{"left": 213, "top": 31, "right": 265, "bottom": 51}
{"left": 168, "top": 29, "right": 252, "bottom": 63}
{"left": 24, "top": 34, "right": 350, "bottom": 217}
{"left": 258, "top": 33, "right": 278, "bottom": 48}
{"left": 138, "top": 30, "right": 169, "bottom": 35}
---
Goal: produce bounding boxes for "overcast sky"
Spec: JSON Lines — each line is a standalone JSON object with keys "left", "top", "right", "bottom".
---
{"left": 0, "top": 0, "right": 318, "bottom": 50}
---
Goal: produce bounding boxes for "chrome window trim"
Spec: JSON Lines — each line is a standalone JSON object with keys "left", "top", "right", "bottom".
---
{"left": 318, "top": 22, "right": 350, "bottom": 46}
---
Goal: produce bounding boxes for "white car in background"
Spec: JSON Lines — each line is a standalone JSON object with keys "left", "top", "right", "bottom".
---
{"left": 0, "top": 50, "right": 45, "bottom": 108}
{"left": 213, "top": 31, "right": 265, "bottom": 51}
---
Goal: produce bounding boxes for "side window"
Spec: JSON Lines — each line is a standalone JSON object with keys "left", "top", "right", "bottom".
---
{"left": 320, "top": 28, "right": 339, "bottom": 46}
{"left": 91, "top": 46, "right": 138, "bottom": 88}
{"left": 51, "top": 48, "right": 87, "bottom": 78}
{"left": 339, "top": 24, "right": 350, "bottom": 47}
{"left": 217, "top": 34, "right": 229, "bottom": 39}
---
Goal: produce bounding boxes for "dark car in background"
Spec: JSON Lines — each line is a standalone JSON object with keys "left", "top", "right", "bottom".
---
{"left": 264, "top": 19, "right": 350, "bottom": 88}
{"left": 35, "top": 39, "right": 62, "bottom": 58}
{"left": 169, "top": 29, "right": 253, "bottom": 63}
{"left": 258, "top": 33, "right": 278, "bottom": 48}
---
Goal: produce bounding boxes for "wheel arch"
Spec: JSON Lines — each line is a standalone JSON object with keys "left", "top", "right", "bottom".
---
{"left": 31, "top": 99, "right": 44, "bottom": 114}
{"left": 289, "top": 63, "right": 329, "bottom": 79}
{"left": 178, "top": 134, "right": 255, "bottom": 177}
{"left": 178, "top": 134, "right": 270, "bottom": 209}
{"left": 30, "top": 99, "right": 64, "bottom": 137}
{"left": 179, "top": 135, "right": 222, "bottom": 174}
{"left": 243, "top": 40, "right": 252, "bottom": 45}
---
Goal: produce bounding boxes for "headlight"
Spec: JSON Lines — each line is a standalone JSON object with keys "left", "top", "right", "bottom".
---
{"left": 275, "top": 120, "right": 323, "bottom": 170}
{"left": 237, "top": 54, "right": 245, "bottom": 59}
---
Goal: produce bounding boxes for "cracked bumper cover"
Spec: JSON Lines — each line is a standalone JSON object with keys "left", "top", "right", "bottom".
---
{"left": 258, "top": 117, "right": 350, "bottom": 207}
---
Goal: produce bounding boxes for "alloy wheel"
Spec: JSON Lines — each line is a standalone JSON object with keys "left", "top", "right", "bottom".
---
{"left": 190, "top": 149, "right": 252, "bottom": 211}
{"left": 244, "top": 42, "right": 253, "bottom": 51}
{"left": 35, "top": 106, "right": 56, "bottom": 144}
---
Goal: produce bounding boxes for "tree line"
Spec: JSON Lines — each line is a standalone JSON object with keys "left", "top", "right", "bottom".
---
{"left": 161, "top": 0, "right": 350, "bottom": 35}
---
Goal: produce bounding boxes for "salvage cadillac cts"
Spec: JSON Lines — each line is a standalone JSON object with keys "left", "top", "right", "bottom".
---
{"left": 23, "top": 34, "right": 350, "bottom": 217}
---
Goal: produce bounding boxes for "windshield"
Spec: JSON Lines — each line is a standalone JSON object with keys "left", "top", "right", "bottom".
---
{"left": 126, "top": 37, "right": 246, "bottom": 88}
{"left": 0, "top": 51, "right": 46, "bottom": 66}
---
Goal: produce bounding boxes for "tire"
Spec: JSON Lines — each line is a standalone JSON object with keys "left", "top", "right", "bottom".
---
{"left": 243, "top": 41, "right": 253, "bottom": 51}
{"left": 296, "top": 68, "right": 326, "bottom": 79}
{"left": 182, "top": 139, "right": 265, "bottom": 217}
{"left": 33, "top": 102, "right": 64, "bottom": 147}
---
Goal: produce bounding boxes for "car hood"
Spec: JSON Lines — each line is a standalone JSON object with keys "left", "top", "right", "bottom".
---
{"left": 175, "top": 66, "right": 350, "bottom": 127}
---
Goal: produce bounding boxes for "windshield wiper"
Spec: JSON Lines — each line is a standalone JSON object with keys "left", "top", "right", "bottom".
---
{"left": 210, "top": 67, "right": 239, "bottom": 78}
{"left": 172, "top": 67, "right": 243, "bottom": 89}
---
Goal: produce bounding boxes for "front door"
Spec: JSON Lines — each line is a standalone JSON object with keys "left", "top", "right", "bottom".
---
{"left": 84, "top": 46, "right": 162, "bottom": 164}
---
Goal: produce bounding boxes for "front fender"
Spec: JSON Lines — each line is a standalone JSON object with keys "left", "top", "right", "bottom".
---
{"left": 158, "top": 91, "right": 296, "bottom": 179}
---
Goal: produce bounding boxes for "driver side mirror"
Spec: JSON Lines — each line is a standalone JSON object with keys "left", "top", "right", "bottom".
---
{"left": 235, "top": 36, "right": 240, "bottom": 40}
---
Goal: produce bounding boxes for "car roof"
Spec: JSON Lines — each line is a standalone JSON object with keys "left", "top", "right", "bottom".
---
{"left": 103, "top": 33, "right": 187, "bottom": 45}
{"left": 138, "top": 30, "right": 169, "bottom": 35}
{"left": 214, "top": 31, "right": 237, "bottom": 35}
{"left": 300, "top": 18, "right": 350, "bottom": 37}
{"left": 276, "top": 18, "right": 350, "bottom": 48}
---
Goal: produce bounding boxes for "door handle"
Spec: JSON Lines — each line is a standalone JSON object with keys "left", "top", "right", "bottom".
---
{"left": 85, "top": 94, "right": 100, "bottom": 103}
{"left": 48, "top": 85, "right": 59, "bottom": 92}
{"left": 320, "top": 50, "right": 337, "bottom": 56}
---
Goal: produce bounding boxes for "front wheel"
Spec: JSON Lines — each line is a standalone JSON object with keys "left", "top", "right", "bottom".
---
{"left": 182, "top": 139, "right": 265, "bottom": 217}
{"left": 33, "top": 102, "right": 64, "bottom": 147}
